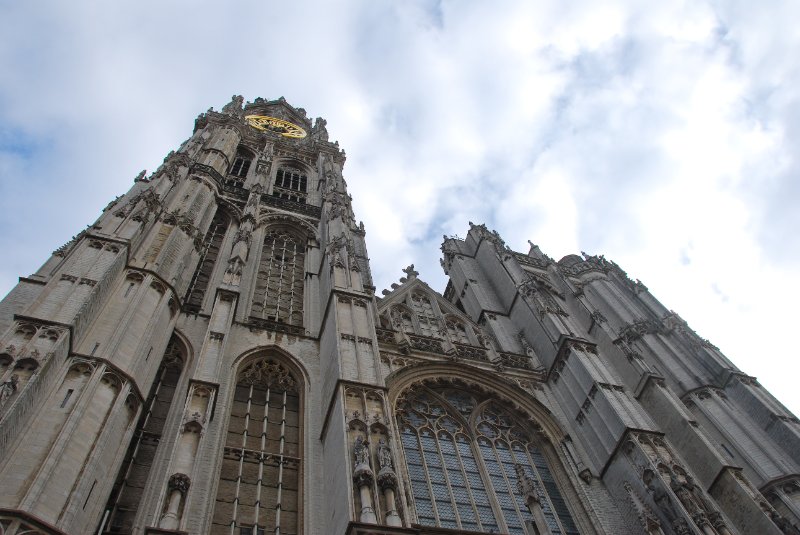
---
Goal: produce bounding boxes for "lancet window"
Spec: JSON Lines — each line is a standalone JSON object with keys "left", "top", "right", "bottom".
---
{"left": 101, "top": 337, "right": 185, "bottom": 534}
{"left": 228, "top": 147, "right": 253, "bottom": 187}
{"left": 396, "top": 383, "right": 579, "bottom": 535}
{"left": 251, "top": 229, "right": 305, "bottom": 326}
{"left": 184, "top": 210, "right": 229, "bottom": 313}
{"left": 271, "top": 167, "right": 308, "bottom": 204}
{"left": 212, "top": 358, "right": 301, "bottom": 535}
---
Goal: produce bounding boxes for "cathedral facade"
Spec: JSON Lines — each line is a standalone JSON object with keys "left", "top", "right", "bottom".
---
{"left": 0, "top": 96, "right": 798, "bottom": 535}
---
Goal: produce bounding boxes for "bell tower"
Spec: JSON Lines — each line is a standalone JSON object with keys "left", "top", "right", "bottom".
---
{"left": 0, "top": 95, "right": 396, "bottom": 535}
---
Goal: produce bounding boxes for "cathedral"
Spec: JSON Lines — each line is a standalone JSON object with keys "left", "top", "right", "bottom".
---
{"left": 0, "top": 95, "right": 798, "bottom": 535}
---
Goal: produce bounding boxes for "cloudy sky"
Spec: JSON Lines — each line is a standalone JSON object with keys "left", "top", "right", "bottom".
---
{"left": 1, "top": 1, "right": 799, "bottom": 414}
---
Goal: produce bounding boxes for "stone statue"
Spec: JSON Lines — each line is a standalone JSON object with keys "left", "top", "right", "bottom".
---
{"left": 0, "top": 374, "right": 19, "bottom": 407}
{"left": 222, "top": 95, "right": 244, "bottom": 117}
{"left": 313, "top": 117, "right": 329, "bottom": 141}
{"left": 515, "top": 464, "right": 541, "bottom": 506}
{"left": 378, "top": 438, "right": 393, "bottom": 470}
{"left": 354, "top": 435, "right": 369, "bottom": 466}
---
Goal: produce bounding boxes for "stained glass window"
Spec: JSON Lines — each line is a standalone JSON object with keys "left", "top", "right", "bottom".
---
{"left": 212, "top": 358, "right": 301, "bottom": 535}
{"left": 396, "top": 384, "right": 579, "bottom": 535}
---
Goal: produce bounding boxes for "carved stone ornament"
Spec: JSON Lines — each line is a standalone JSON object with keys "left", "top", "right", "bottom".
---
{"left": 515, "top": 463, "right": 541, "bottom": 508}
{"left": 0, "top": 374, "right": 19, "bottom": 407}
{"left": 238, "top": 359, "right": 296, "bottom": 392}
{"left": 352, "top": 435, "right": 374, "bottom": 487}
{"left": 221, "top": 94, "right": 244, "bottom": 118}
{"left": 167, "top": 472, "right": 191, "bottom": 494}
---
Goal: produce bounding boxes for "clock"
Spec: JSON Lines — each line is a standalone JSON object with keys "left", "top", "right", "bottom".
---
{"left": 245, "top": 115, "right": 307, "bottom": 138}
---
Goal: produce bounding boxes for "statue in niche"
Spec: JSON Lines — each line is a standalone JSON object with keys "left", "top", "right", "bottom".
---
{"left": 378, "top": 438, "right": 393, "bottom": 470}
{"left": 354, "top": 435, "right": 370, "bottom": 467}
{"left": 0, "top": 374, "right": 19, "bottom": 407}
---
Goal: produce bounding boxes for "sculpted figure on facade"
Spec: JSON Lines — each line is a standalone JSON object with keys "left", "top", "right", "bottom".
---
{"left": 0, "top": 373, "right": 18, "bottom": 407}
{"left": 221, "top": 94, "right": 244, "bottom": 118}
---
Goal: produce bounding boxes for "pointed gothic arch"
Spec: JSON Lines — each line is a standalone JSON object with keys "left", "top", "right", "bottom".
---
{"left": 211, "top": 348, "right": 306, "bottom": 535}
{"left": 388, "top": 366, "right": 588, "bottom": 535}
{"left": 100, "top": 335, "right": 188, "bottom": 534}
{"left": 250, "top": 221, "right": 312, "bottom": 327}
{"left": 184, "top": 208, "right": 231, "bottom": 313}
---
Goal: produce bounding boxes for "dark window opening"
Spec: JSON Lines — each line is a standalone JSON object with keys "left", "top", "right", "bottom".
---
{"left": 272, "top": 167, "right": 308, "bottom": 204}
{"left": 184, "top": 211, "right": 229, "bottom": 313}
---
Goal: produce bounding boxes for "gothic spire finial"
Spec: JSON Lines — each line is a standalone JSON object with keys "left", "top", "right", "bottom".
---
{"left": 402, "top": 265, "right": 418, "bottom": 280}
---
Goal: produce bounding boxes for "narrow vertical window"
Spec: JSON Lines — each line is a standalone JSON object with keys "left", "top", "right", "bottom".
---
{"left": 212, "top": 358, "right": 301, "bottom": 535}
{"left": 227, "top": 147, "right": 254, "bottom": 187}
{"left": 101, "top": 337, "right": 185, "bottom": 534}
{"left": 251, "top": 230, "right": 305, "bottom": 326}
{"left": 184, "top": 210, "right": 229, "bottom": 313}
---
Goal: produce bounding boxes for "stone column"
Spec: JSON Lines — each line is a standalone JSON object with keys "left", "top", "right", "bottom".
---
{"left": 159, "top": 472, "right": 191, "bottom": 529}
{"left": 515, "top": 464, "right": 552, "bottom": 535}
{"left": 352, "top": 435, "right": 377, "bottom": 523}
{"left": 376, "top": 439, "right": 402, "bottom": 527}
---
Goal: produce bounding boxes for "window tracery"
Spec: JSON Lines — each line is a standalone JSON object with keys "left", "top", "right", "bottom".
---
{"left": 184, "top": 210, "right": 229, "bottom": 313}
{"left": 228, "top": 147, "right": 253, "bottom": 186}
{"left": 396, "top": 383, "right": 579, "bottom": 535}
{"left": 212, "top": 357, "right": 301, "bottom": 535}
{"left": 411, "top": 292, "right": 439, "bottom": 338}
{"left": 272, "top": 167, "right": 308, "bottom": 204}
{"left": 102, "top": 336, "right": 185, "bottom": 534}
{"left": 251, "top": 229, "right": 305, "bottom": 326}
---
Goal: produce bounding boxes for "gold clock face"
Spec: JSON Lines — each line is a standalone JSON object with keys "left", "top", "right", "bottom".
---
{"left": 245, "top": 115, "right": 307, "bottom": 138}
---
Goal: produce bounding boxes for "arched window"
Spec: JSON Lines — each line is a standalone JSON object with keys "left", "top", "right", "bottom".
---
{"left": 271, "top": 167, "right": 308, "bottom": 204}
{"left": 184, "top": 210, "right": 229, "bottom": 313}
{"left": 212, "top": 357, "right": 301, "bottom": 535}
{"left": 396, "top": 383, "right": 579, "bottom": 535}
{"left": 228, "top": 147, "right": 253, "bottom": 186}
{"left": 251, "top": 229, "right": 305, "bottom": 326}
{"left": 101, "top": 337, "right": 185, "bottom": 534}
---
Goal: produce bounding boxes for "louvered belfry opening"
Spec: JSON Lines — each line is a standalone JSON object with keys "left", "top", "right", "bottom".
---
{"left": 212, "top": 358, "right": 302, "bottom": 535}
{"left": 101, "top": 337, "right": 185, "bottom": 534}
{"left": 271, "top": 167, "right": 307, "bottom": 204}
{"left": 184, "top": 210, "right": 229, "bottom": 313}
{"left": 251, "top": 229, "right": 305, "bottom": 327}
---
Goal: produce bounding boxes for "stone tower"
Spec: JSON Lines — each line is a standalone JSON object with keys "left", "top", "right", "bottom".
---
{"left": 0, "top": 96, "right": 797, "bottom": 535}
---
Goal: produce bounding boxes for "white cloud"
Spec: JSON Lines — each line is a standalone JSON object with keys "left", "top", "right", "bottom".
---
{"left": 1, "top": 0, "right": 799, "bottom": 417}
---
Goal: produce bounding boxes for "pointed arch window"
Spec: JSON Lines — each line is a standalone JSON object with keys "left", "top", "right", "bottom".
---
{"left": 212, "top": 358, "right": 301, "bottom": 535}
{"left": 251, "top": 229, "right": 305, "bottom": 326}
{"left": 184, "top": 210, "right": 229, "bottom": 313}
{"left": 396, "top": 384, "right": 580, "bottom": 535}
{"left": 101, "top": 337, "right": 185, "bottom": 534}
{"left": 228, "top": 147, "right": 254, "bottom": 186}
{"left": 272, "top": 167, "right": 308, "bottom": 204}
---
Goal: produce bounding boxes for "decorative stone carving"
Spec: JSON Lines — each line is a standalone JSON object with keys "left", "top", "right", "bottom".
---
{"left": 168, "top": 472, "right": 191, "bottom": 494}
{"left": 312, "top": 117, "right": 329, "bottom": 141}
{"left": 0, "top": 374, "right": 19, "bottom": 408}
{"left": 352, "top": 434, "right": 377, "bottom": 523}
{"left": 221, "top": 94, "right": 244, "bottom": 118}
{"left": 623, "top": 481, "right": 662, "bottom": 534}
